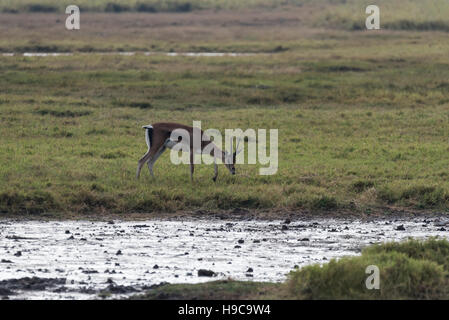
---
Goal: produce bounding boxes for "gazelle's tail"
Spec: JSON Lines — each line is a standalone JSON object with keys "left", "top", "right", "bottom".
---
{"left": 142, "top": 125, "right": 153, "bottom": 150}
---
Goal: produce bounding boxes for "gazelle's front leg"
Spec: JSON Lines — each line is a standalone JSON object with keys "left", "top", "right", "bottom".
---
{"left": 212, "top": 159, "right": 218, "bottom": 182}
{"left": 189, "top": 149, "right": 195, "bottom": 181}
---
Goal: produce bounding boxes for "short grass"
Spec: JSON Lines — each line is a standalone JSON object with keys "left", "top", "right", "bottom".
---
{"left": 130, "top": 280, "right": 283, "bottom": 300}
{"left": 1, "top": 4, "right": 449, "bottom": 216}
{"left": 130, "top": 238, "right": 449, "bottom": 300}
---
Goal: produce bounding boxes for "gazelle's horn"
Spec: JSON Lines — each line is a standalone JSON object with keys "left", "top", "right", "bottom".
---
{"left": 235, "top": 137, "right": 244, "bottom": 154}
{"left": 230, "top": 137, "right": 233, "bottom": 154}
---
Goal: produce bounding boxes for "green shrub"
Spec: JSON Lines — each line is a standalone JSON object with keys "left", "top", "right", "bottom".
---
{"left": 288, "top": 239, "right": 449, "bottom": 299}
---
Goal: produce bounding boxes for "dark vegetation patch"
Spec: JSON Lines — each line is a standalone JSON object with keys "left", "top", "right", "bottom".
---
{"left": 378, "top": 185, "right": 449, "bottom": 208}
{"left": 24, "top": 4, "right": 58, "bottom": 13}
{"left": 35, "top": 109, "right": 92, "bottom": 118}
{"left": 131, "top": 280, "right": 279, "bottom": 300}
{"left": 104, "top": 3, "right": 130, "bottom": 13}
{"left": 0, "top": 191, "right": 57, "bottom": 214}
{"left": 351, "top": 180, "right": 375, "bottom": 193}
{"left": 384, "top": 20, "right": 449, "bottom": 32}
{"left": 70, "top": 190, "right": 117, "bottom": 213}
{"left": 101, "top": 151, "right": 127, "bottom": 159}
{"left": 87, "top": 128, "right": 108, "bottom": 135}
{"left": 310, "top": 196, "right": 339, "bottom": 210}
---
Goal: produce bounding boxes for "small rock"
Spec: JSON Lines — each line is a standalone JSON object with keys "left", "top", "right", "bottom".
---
{"left": 237, "top": 239, "right": 244, "bottom": 244}
{"left": 116, "top": 250, "right": 122, "bottom": 255}
{"left": 1, "top": 259, "right": 13, "bottom": 263}
{"left": 198, "top": 269, "right": 216, "bottom": 277}
{"left": 247, "top": 268, "right": 253, "bottom": 273}
{"left": 153, "top": 265, "right": 159, "bottom": 269}
{"left": 281, "top": 225, "right": 288, "bottom": 231}
{"left": 14, "top": 251, "right": 21, "bottom": 257}
{"left": 395, "top": 225, "right": 406, "bottom": 231}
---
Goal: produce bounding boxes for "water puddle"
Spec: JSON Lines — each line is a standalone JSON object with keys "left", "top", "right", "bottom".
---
{"left": 0, "top": 217, "right": 448, "bottom": 300}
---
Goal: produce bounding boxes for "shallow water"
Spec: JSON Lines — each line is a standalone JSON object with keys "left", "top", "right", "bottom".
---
{"left": 0, "top": 217, "right": 448, "bottom": 300}
{"left": 2, "top": 52, "right": 258, "bottom": 57}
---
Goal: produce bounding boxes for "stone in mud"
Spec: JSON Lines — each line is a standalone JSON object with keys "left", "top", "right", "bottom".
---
{"left": 0, "top": 277, "right": 66, "bottom": 292}
{"left": 82, "top": 269, "right": 99, "bottom": 274}
{"left": 198, "top": 269, "right": 216, "bottom": 277}
{"left": 104, "top": 284, "right": 138, "bottom": 294}
{"left": 0, "top": 287, "right": 14, "bottom": 296}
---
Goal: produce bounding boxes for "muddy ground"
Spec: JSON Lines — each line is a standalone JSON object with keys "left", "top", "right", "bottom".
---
{"left": 1, "top": 215, "right": 448, "bottom": 299}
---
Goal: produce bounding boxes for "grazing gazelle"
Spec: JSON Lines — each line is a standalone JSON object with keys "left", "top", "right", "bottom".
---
{"left": 136, "top": 122, "right": 240, "bottom": 181}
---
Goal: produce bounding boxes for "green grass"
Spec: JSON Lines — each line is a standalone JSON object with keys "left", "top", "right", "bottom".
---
{"left": 2, "top": 36, "right": 449, "bottom": 215}
{"left": 1, "top": 4, "right": 449, "bottom": 216}
{"left": 130, "top": 239, "right": 449, "bottom": 300}
{"left": 130, "top": 280, "right": 282, "bottom": 300}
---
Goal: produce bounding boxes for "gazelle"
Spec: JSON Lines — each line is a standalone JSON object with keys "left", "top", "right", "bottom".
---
{"left": 136, "top": 122, "right": 240, "bottom": 181}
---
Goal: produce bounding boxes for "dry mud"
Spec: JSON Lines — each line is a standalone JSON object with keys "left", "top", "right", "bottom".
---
{"left": 1, "top": 216, "right": 448, "bottom": 300}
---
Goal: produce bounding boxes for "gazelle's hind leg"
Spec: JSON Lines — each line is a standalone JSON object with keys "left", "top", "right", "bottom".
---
{"left": 136, "top": 152, "right": 152, "bottom": 179}
{"left": 147, "top": 144, "right": 167, "bottom": 177}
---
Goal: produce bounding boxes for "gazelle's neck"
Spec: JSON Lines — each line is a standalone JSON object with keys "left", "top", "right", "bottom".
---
{"left": 209, "top": 143, "right": 228, "bottom": 163}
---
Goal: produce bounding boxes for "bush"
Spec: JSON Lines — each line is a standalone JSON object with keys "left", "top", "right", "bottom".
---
{"left": 288, "top": 239, "right": 449, "bottom": 299}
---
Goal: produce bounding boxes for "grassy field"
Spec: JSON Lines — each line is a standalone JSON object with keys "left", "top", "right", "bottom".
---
{"left": 130, "top": 238, "right": 449, "bottom": 299}
{"left": 1, "top": 1, "right": 449, "bottom": 216}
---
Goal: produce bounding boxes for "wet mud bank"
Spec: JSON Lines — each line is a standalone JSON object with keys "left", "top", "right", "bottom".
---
{"left": 1, "top": 216, "right": 448, "bottom": 299}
